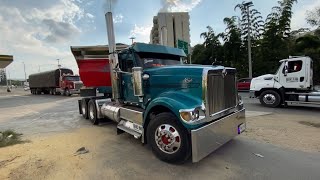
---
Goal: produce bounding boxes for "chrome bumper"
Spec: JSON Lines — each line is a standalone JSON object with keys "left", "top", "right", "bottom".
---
{"left": 191, "top": 108, "right": 246, "bottom": 162}
{"left": 70, "top": 89, "right": 81, "bottom": 94}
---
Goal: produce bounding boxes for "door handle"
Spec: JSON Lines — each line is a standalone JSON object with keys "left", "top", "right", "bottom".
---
{"left": 122, "top": 81, "right": 125, "bottom": 85}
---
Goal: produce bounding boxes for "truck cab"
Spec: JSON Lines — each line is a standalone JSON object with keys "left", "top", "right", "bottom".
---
{"left": 250, "top": 56, "right": 320, "bottom": 107}
{"left": 60, "top": 74, "right": 83, "bottom": 96}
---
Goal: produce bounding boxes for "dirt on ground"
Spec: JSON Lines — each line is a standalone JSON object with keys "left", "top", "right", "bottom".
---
{"left": 0, "top": 127, "right": 108, "bottom": 180}
{"left": 1, "top": 107, "right": 320, "bottom": 179}
{"left": 243, "top": 113, "right": 320, "bottom": 153}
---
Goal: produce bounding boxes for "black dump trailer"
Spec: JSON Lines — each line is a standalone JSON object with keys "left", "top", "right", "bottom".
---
{"left": 29, "top": 68, "right": 73, "bottom": 94}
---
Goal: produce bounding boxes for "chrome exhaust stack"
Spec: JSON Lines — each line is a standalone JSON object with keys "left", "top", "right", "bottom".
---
{"left": 105, "top": 12, "right": 120, "bottom": 100}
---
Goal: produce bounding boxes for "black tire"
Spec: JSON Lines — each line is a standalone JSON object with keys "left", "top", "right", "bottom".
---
{"left": 259, "top": 90, "right": 281, "bottom": 108}
{"left": 65, "top": 89, "right": 71, "bottom": 96}
{"left": 147, "top": 112, "right": 191, "bottom": 164}
{"left": 81, "top": 99, "right": 89, "bottom": 119}
{"left": 50, "top": 89, "right": 55, "bottom": 95}
{"left": 88, "top": 100, "right": 99, "bottom": 125}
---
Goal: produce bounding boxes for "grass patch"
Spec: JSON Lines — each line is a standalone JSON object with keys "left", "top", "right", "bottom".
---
{"left": 0, "top": 130, "right": 24, "bottom": 148}
{"left": 299, "top": 121, "right": 320, "bottom": 128}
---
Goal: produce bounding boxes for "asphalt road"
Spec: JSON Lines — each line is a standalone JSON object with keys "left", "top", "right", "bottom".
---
{"left": 0, "top": 92, "right": 320, "bottom": 179}
{"left": 239, "top": 91, "right": 320, "bottom": 116}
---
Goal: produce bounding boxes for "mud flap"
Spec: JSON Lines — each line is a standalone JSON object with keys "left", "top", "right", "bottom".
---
{"left": 78, "top": 100, "right": 82, "bottom": 114}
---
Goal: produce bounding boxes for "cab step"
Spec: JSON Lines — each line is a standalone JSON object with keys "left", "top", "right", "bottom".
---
{"left": 117, "top": 120, "right": 143, "bottom": 139}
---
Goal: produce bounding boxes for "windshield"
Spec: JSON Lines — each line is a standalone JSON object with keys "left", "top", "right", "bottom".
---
{"left": 135, "top": 52, "right": 181, "bottom": 69}
{"left": 142, "top": 58, "right": 181, "bottom": 68}
{"left": 65, "top": 76, "right": 80, "bottom": 81}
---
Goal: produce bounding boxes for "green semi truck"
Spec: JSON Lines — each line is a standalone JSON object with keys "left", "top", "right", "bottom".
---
{"left": 77, "top": 12, "right": 246, "bottom": 163}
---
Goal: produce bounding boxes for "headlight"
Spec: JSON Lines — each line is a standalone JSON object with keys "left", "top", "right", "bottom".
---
{"left": 179, "top": 107, "right": 204, "bottom": 123}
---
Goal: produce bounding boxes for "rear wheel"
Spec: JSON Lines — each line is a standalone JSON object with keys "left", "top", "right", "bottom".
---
{"left": 259, "top": 90, "right": 281, "bottom": 108}
{"left": 36, "top": 89, "right": 41, "bottom": 95}
{"left": 81, "top": 99, "right": 89, "bottom": 119}
{"left": 147, "top": 112, "right": 191, "bottom": 164}
{"left": 88, "top": 100, "right": 99, "bottom": 125}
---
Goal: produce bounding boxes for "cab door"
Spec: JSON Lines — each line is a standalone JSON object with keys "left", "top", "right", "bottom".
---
{"left": 118, "top": 52, "right": 140, "bottom": 103}
{"left": 280, "top": 60, "right": 306, "bottom": 88}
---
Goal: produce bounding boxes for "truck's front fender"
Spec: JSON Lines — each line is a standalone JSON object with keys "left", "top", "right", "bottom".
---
{"left": 144, "top": 91, "right": 202, "bottom": 129}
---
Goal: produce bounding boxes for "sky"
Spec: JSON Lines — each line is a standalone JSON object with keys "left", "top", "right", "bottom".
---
{"left": 0, "top": 0, "right": 319, "bottom": 79}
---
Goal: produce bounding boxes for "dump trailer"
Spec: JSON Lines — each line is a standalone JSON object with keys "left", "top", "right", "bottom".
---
{"left": 76, "top": 12, "right": 246, "bottom": 163}
{"left": 29, "top": 68, "right": 83, "bottom": 96}
{"left": 250, "top": 56, "right": 320, "bottom": 108}
{"left": 70, "top": 44, "right": 128, "bottom": 97}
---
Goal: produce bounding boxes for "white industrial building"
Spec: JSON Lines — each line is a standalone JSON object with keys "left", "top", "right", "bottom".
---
{"left": 150, "top": 12, "right": 190, "bottom": 53}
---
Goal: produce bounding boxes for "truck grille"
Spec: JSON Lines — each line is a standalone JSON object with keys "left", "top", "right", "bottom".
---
{"left": 74, "top": 83, "right": 83, "bottom": 90}
{"left": 205, "top": 69, "right": 237, "bottom": 116}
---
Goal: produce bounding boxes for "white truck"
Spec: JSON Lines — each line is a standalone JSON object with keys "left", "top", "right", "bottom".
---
{"left": 250, "top": 56, "right": 320, "bottom": 108}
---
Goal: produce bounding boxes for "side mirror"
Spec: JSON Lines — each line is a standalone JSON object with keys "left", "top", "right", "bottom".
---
{"left": 132, "top": 67, "right": 144, "bottom": 96}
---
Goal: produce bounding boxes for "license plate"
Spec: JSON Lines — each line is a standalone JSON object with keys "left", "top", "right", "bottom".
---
{"left": 238, "top": 123, "right": 246, "bottom": 134}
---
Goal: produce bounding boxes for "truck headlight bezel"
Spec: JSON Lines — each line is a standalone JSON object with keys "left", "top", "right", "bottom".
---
{"left": 179, "top": 106, "right": 205, "bottom": 123}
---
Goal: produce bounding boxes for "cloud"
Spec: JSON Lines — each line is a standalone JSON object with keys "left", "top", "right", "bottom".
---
{"left": 0, "top": 0, "right": 90, "bottom": 79}
{"left": 291, "top": 0, "right": 320, "bottom": 30}
{"left": 160, "top": 0, "right": 202, "bottom": 12}
{"left": 86, "top": 13, "right": 95, "bottom": 19}
{"left": 113, "top": 14, "right": 124, "bottom": 24}
{"left": 43, "top": 19, "right": 80, "bottom": 43}
{"left": 129, "top": 24, "right": 153, "bottom": 43}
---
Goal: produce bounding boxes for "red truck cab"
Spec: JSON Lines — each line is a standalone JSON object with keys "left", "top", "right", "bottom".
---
{"left": 60, "top": 74, "right": 82, "bottom": 96}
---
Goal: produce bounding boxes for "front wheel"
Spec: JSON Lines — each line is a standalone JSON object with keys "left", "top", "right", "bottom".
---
{"left": 259, "top": 90, "right": 281, "bottom": 108}
{"left": 147, "top": 112, "right": 191, "bottom": 164}
{"left": 65, "top": 89, "right": 71, "bottom": 96}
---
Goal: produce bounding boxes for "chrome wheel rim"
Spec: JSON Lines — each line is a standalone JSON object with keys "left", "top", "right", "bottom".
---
{"left": 263, "top": 94, "right": 276, "bottom": 105}
{"left": 155, "top": 124, "right": 181, "bottom": 154}
{"left": 89, "top": 105, "right": 94, "bottom": 120}
{"left": 82, "top": 103, "right": 86, "bottom": 115}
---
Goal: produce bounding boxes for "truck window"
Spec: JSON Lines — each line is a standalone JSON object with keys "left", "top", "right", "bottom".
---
{"left": 65, "top": 76, "right": 80, "bottom": 81}
{"left": 119, "top": 52, "right": 134, "bottom": 73}
{"left": 135, "top": 52, "right": 181, "bottom": 69}
{"left": 283, "top": 60, "right": 303, "bottom": 74}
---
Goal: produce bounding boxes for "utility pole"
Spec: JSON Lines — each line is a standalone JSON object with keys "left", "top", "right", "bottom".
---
{"left": 57, "top": 59, "right": 61, "bottom": 68}
{"left": 244, "top": 1, "right": 253, "bottom": 78}
{"left": 22, "top": 62, "right": 27, "bottom": 82}
{"left": 129, "top": 37, "right": 135, "bottom": 44}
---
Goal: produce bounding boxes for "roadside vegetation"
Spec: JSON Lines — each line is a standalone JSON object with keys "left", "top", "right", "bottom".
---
{"left": 0, "top": 130, "right": 24, "bottom": 148}
{"left": 191, "top": 0, "right": 320, "bottom": 83}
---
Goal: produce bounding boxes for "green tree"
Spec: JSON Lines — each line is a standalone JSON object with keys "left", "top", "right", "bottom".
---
{"left": 199, "top": 26, "right": 223, "bottom": 64}
{"left": 222, "top": 16, "right": 245, "bottom": 75}
{"left": 306, "top": 7, "right": 320, "bottom": 27}
{"left": 235, "top": 2, "right": 264, "bottom": 42}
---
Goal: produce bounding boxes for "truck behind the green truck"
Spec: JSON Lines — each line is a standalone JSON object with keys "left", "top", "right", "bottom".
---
{"left": 75, "top": 12, "right": 246, "bottom": 163}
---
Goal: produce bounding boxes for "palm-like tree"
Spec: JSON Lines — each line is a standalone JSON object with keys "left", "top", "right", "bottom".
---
{"left": 200, "top": 26, "right": 222, "bottom": 47}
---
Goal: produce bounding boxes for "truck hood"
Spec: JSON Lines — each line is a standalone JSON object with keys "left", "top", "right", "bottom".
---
{"left": 252, "top": 74, "right": 275, "bottom": 81}
{"left": 143, "top": 65, "right": 228, "bottom": 107}
{"left": 250, "top": 74, "right": 275, "bottom": 91}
